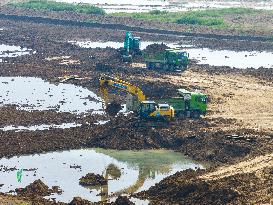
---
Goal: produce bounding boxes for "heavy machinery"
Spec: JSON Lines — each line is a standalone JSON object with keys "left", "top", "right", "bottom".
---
{"left": 143, "top": 48, "right": 189, "bottom": 71}
{"left": 157, "top": 89, "right": 207, "bottom": 119}
{"left": 99, "top": 75, "right": 174, "bottom": 120}
{"left": 122, "top": 31, "right": 141, "bottom": 62}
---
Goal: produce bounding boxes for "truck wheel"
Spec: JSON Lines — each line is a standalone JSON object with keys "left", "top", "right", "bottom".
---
{"left": 180, "top": 65, "right": 187, "bottom": 71}
{"left": 191, "top": 111, "right": 200, "bottom": 119}
{"left": 177, "top": 112, "right": 186, "bottom": 119}
{"left": 150, "top": 63, "right": 155, "bottom": 69}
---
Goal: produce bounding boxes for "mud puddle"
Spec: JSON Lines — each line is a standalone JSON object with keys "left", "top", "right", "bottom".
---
{"left": 0, "top": 149, "right": 204, "bottom": 203}
{"left": 0, "top": 44, "right": 34, "bottom": 62}
{"left": 55, "top": 0, "right": 273, "bottom": 13}
{"left": 0, "top": 123, "right": 82, "bottom": 132}
{"left": 0, "top": 77, "right": 104, "bottom": 114}
{"left": 186, "top": 47, "right": 273, "bottom": 69}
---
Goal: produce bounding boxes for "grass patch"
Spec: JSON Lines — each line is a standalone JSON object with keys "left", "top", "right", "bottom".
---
{"left": 12, "top": 0, "right": 105, "bottom": 15}
{"left": 112, "top": 8, "right": 260, "bottom": 28}
{"left": 176, "top": 15, "right": 225, "bottom": 26}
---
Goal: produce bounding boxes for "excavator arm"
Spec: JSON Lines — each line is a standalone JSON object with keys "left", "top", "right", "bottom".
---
{"left": 99, "top": 75, "right": 146, "bottom": 103}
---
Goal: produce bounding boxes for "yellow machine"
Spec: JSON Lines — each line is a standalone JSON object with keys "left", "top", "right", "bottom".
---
{"left": 99, "top": 75, "right": 175, "bottom": 120}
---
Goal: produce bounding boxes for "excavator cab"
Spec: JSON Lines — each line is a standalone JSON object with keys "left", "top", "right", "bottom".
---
{"left": 138, "top": 101, "right": 174, "bottom": 120}
{"left": 138, "top": 101, "right": 157, "bottom": 118}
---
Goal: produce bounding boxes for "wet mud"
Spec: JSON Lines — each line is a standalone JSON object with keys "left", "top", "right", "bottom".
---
{"left": 0, "top": 6, "right": 271, "bottom": 205}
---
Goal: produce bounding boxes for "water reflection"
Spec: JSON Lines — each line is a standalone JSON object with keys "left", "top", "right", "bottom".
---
{"left": 0, "top": 149, "right": 204, "bottom": 203}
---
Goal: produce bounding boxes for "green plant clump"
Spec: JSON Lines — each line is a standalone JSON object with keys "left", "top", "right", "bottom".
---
{"left": 112, "top": 8, "right": 260, "bottom": 28}
{"left": 13, "top": 0, "right": 105, "bottom": 15}
{"left": 176, "top": 15, "right": 225, "bottom": 26}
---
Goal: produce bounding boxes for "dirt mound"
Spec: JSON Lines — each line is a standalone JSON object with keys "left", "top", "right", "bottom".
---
{"left": 69, "top": 197, "right": 93, "bottom": 205}
{"left": 96, "top": 63, "right": 114, "bottom": 72}
{"left": 16, "top": 179, "right": 53, "bottom": 197}
{"left": 105, "top": 102, "right": 122, "bottom": 116}
{"left": 88, "top": 115, "right": 176, "bottom": 150}
{"left": 106, "top": 163, "right": 121, "bottom": 180}
{"left": 144, "top": 43, "right": 169, "bottom": 54}
{"left": 79, "top": 173, "right": 107, "bottom": 186}
{"left": 114, "top": 196, "right": 135, "bottom": 205}
{"left": 137, "top": 164, "right": 273, "bottom": 205}
{"left": 136, "top": 169, "right": 239, "bottom": 205}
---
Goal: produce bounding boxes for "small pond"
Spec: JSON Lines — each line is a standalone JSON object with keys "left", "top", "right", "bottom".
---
{"left": 0, "top": 44, "right": 34, "bottom": 62}
{"left": 0, "top": 77, "right": 104, "bottom": 114}
{"left": 0, "top": 149, "right": 205, "bottom": 203}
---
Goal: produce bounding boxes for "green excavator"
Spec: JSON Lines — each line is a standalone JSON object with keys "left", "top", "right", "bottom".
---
{"left": 122, "top": 31, "right": 141, "bottom": 62}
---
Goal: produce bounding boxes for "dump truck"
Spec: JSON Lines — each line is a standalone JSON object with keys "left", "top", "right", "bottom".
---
{"left": 144, "top": 48, "right": 189, "bottom": 71}
{"left": 157, "top": 89, "right": 207, "bottom": 119}
{"left": 122, "top": 31, "right": 141, "bottom": 62}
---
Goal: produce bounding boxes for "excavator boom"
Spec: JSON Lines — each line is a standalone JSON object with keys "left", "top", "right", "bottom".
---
{"left": 100, "top": 75, "right": 146, "bottom": 102}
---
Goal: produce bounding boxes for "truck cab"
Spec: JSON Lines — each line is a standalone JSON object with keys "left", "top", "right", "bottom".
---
{"left": 177, "top": 89, "right": 207, "bottom": 118}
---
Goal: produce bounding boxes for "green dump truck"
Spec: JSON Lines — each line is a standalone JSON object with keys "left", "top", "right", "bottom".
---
{"left": 157, "top": 89, "right": 207, "bottom": 119}
{"left": 144, "top": 48, "right": 189, "bottom": 72}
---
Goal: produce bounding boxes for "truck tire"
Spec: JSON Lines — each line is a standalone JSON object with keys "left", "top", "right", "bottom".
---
{"left": 191, "top": 110, "right": 201, "bottom": 119}
{"left": 150, "top": 62, "right": 156, "bottom": 69}
{"left": 146, "top": 62, "right": 154, "bottom": 69}
{"left": 177, "top": 112, "right": 186, "bottom": 119}
{"left": 180, "top": 65, "right": 187, "bottom": 71}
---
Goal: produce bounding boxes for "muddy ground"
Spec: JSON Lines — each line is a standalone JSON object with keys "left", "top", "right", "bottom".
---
{"left": 0, "top": 7, "right": 272, "bottom": 205}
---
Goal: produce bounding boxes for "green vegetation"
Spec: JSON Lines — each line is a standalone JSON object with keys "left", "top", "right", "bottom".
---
{"left": 112, "top": 8, "right": 260, "bottom": 28}
{"left": 13, "top": 0, "right": 105, "bottom": 15}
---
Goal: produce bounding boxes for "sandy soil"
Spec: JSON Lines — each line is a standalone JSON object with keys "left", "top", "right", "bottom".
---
{"left": 140, "top": 69, "right": 273, "bottom": 132}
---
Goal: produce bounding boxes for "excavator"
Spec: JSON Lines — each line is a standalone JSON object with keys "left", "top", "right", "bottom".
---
{"left": 121, "top": 31, "right": 141, "bottom": 62}
{"left": 99, "top": 75, "right": 174, "bottom": 120}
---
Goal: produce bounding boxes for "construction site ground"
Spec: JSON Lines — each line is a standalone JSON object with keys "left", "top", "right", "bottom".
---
{"left": 0, "top": 6, "right": 272, "bottom": 205}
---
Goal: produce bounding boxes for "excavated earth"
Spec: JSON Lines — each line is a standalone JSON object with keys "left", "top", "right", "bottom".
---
{"left": 79, "top": 173, "right": 107, "bottom": 187}
{"left": 0, "top": 7, "right": 272, "bottom": 205}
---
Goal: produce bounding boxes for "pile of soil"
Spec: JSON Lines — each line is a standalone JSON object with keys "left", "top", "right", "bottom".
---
{"left": 88, "top": 114, "right": 176, "bottom": 150}
{"left": 113, "top": 196, "right": 135, "bottom": 205}
{"left": 69, "top": 197, "right": 93, "bottom": 205}
{"left": 105, "top": 102, "right": 122, "bottom": 116}
{"left": 79, "top": 173, "right": 107, "bottom": 186}
{"left": 15, "top": 179, "right": 61, "bottom": 197}
{"left": 144, "top": 43, "right": 169, "bottom": 54}
{"left": 136, "top": 169, "right": 239, "bottom": 204}
{"left": 137, "top": 166, "right": 273, "bottom": 205}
